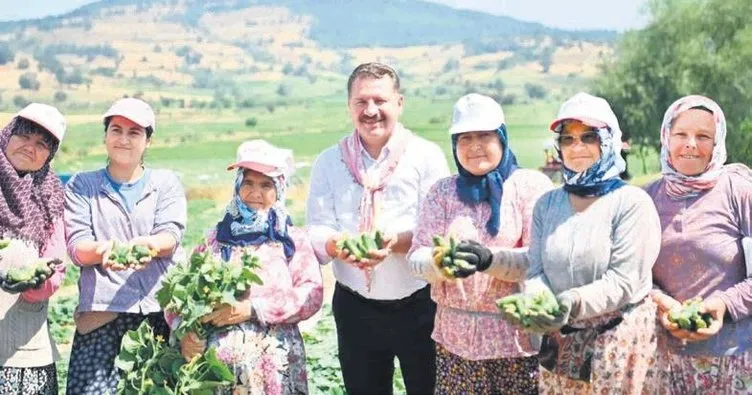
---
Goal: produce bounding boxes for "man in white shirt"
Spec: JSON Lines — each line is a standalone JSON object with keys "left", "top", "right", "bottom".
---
{"left": 307, "top": 63, "right": 450, "bottom": 394}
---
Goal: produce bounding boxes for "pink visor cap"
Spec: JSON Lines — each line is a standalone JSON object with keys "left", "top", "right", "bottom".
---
{"left": 227, "top": 140, "right": 295, "bottom": 179}
{"left": 549, "top": 92, "right": 619, "bottom": 133}
{"left": 16, "top": 103, "right": 67, "bottom": 142}
{"left": 103, "top": 98, "right": 156, "bottom": 129}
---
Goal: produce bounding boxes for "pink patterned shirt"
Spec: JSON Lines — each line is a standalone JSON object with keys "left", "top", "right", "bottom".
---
{"left": 408, "top": 169, "right": 553, "bottom": 360}
{"left": 204, "top": 227, "right": 324, "bottom": 325}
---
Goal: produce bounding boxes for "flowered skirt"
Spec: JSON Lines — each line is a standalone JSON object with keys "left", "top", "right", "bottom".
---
{"left": 660, "top": 349, "right": 752, "bottom": 394}
{"left": 434, "top": 343, "right": 538, "bottom": 395}
{"left": 539, "top": 298, "right": 661, "bottom": 395}
{"left": 65, "top": 312, "right": 169, "bottom": 395}
{"left": 0, "top": 364, "right": 57, "bottom": 395}
{"left": 208, "top": 321, "right": 308, "bottom": 395}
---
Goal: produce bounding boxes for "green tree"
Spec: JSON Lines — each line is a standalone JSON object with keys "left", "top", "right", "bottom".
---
{"left": 593, "top": 0, "right": 752, "bottom": 167}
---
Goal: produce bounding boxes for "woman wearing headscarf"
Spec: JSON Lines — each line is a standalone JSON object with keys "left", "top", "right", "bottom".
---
{"left": 64, "top": 98, "right": 187, "bottom": 394}
{"left": 646, "top": 95, "right": 751, "bottom": 393}
{"left": 0, "top": 103, "right": 68, "bottom": 395}
{"left": 407, "top": 94, "right": 553, "bottom": 393}
{"left": 460, "top": 92, "right": 663, "bottom": 393}
{"left": 177, "top": 140, "right": 323, "bottom": 394}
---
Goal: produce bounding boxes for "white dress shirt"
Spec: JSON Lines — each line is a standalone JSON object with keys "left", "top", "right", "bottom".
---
{"left": 306, "top": 130, "right": 450, "bottom": 300}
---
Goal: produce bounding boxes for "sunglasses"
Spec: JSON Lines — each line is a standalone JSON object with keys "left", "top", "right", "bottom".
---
{"left": 556, "top": 131, "right": 601, "bottom": 147}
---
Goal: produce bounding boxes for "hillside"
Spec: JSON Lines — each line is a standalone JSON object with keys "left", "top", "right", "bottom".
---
{"left": 0, "top": 0, "right": 615, "bottom": 112}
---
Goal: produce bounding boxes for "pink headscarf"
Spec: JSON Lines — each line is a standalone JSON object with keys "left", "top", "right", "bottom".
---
{"left": 659, "top": 95, "right": 727, "bottom": 199}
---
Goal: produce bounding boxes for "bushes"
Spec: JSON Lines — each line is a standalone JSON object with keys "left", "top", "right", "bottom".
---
{"left": 19, "top": 72, "right": 40, "bottom": 90}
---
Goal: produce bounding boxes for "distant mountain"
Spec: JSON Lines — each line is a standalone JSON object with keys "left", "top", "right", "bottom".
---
{"left": 0, "top": 0, "right": 616, "bottom": 50}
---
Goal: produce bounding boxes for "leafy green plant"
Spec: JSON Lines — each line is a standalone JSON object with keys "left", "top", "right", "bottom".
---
{"left": 156, "top": 246, "right": 263, "bottom": 340}
{"left": 115, "top": 320, "right": 234, "bottom": 394}
{"left": 49, "top": 294, "right": 77, "bottom": 344}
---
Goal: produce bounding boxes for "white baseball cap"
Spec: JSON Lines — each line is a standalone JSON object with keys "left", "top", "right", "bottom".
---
{"left": 449, "top": 93, "right": 505, "bottom": 135}
{"left": 550, "top": 92, "right": 619, "bottom": 133}
{"left": 17, "top": 103, "right": 67, "bottom": 142}
{"left": 103, "top": 98, "right": 156, "bottom": 130}
{"left": 227, "top": 139, "right": 295, "bottom": 180}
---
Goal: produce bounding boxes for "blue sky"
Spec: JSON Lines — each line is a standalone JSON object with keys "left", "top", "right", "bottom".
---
{"left": 0, "top": 0, "right": 649, "bottom": 31}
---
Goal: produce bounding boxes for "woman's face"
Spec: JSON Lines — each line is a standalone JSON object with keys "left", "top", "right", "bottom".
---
{"left": 455, "top": 130, "right": 503, "bottom": 176}
{"left": 239, "top": 169, "right": 277, "bottom": 210}
{"left": 558, "top": 120, "right": 602, "bottom": 173}
{"left": 4, "top": 131, "right": 53, "bottom": 172}
{"left": 668, "top": 109, "right": 716, "bottom": 176}
{"left": 105, "top": 116, "right": 150, "bottom": 167}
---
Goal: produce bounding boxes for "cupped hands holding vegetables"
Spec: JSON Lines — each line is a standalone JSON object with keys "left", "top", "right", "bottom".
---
{"left": 97, "top": 237, "right": 159, "bottom": 271}
{"left": 496, "top": 290, "right": 580, "bottom": 333}
{"left": 653, "top": 292, "right": 725, "bottom": 343}
{"left": 328, "top": 230, "right": 396, "bottom": 268}
{"left": 0, "top": 257, "right": 63, "bottom": 294}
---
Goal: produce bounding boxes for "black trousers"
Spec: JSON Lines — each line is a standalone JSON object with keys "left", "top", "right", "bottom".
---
{"left": 332, "top": 283, "right": 437, "bottom": 395}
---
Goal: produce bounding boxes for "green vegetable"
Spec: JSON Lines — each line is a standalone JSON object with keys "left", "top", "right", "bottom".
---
{"left": 7, "top": 267, "right": 35, "bottom": 283}
{"left": 105, "top": 241, "right": 158, "bottom": 270}
{"left": 115, "top": 321, "right": 234, "bottom": 394}
{"left": 336, "top": 231, "right": 388, "bottom": 262}
{"left": 156, "top": 247, "right": 263, "bottom": 341}
{"left": 374, "top": 231, "right": 385, "bottom": 249}
{"left": 495, "top": 292, "right": 562, "bottom": 329}
{"left": 3, "top": 258, "right": 60, "bottom": 291}
{"left": 361, "top": 234, "right": 378, "bottom": 252}
{"left": 431, "top": 235, "right": 469, "bottom": 279}
{"left": 667, "top": 297, "right": 714, "bottom": 332}
{"left": 0, "top": 239, "right": 9, "bottom": 249}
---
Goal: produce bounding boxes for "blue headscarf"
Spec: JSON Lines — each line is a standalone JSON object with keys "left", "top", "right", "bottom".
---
{"left": 556, "top": 124, "right": 626, "bottom": 197}
{"left": 215, "top": 169, "right": 296, "bottom": 262}
{"left": 452, "top": 125, "right": 518, "bottom": 236}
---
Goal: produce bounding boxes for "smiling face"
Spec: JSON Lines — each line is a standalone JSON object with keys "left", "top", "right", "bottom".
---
{"left": 348, "top": 75, "right": 404, "bottom": 150}
{"left": 238, "top": 169, "right": 277, "bottom": 211}
{"left": 558, "top": 120, "right": 602, "bottom": 173}
{"left": 668, "top": 108, "right": 716, "bottom": 176}
{"left": 4, "top": 130, "right": 53, "bottom": 172}
{"left": 105, "top": 116, "right": 151, "bottom": 167}
{"left": 455, "top": 130, "right": 503, "bottom": 176}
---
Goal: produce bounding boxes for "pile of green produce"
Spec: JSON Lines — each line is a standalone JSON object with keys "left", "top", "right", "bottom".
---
{"left": 431, "top": 235, "right": 475, "bottom": 278}
{"left": 3, "top": 258, "right": 59, "bottom": 288}
{"left": 336, "top": 231, "right": 386, "bottom": 261}
{"left": 115, "top": 320, "right": 234, "bottom": 395}
{"left": 105, "top": 241, "right": 158, "bottom": 270}
{"left": 668, "top": 297, "right": 714, "bottom": 331}
{"left": 496, "top": 292, "right": 562, "bottom": 328}
{"left": 156, "top": 248, "right": 263, "bottom": 340}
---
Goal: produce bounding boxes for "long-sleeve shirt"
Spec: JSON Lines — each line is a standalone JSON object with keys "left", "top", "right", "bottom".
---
{"left": 495, "top": 186, "right": 662, "bottom": 320}
{"left": 407, "top": 170, "right": 553, "bottom": 360}
{"left": 64, "top": 168, "right": 187, "bottom": 314}
{"left": 1, "top": 218, "right": 66, "bottom": 368}
{"left": 306, "top": 133, "right": 450, "bottom": 300}
{"left": 166, "top": 227, "right": 324, "bottom": 329}
{"left": 209, "top": 227, "right": 323, "bottom": 324}
{"left": 646, "top": 170, "right": 752, "bottom": 357}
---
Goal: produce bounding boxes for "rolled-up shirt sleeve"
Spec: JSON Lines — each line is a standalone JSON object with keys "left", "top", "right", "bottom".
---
{"left": 64, "top": 173, "right": 96, "bottom": 266}
{"left": 151, "top": 171, "right": 187, "bottom": 250}
{"left": 306, "top": 153, "right": 339, "bottom": 264}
